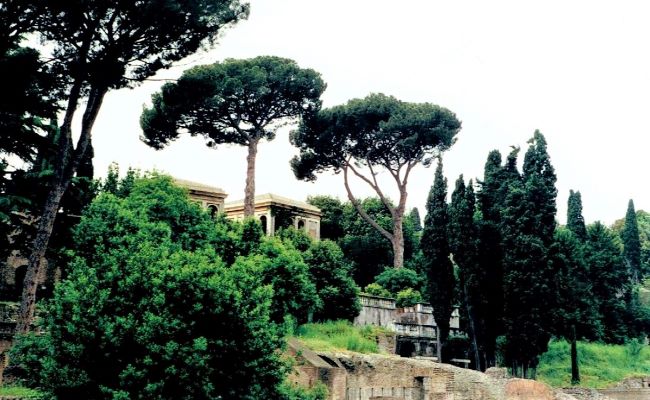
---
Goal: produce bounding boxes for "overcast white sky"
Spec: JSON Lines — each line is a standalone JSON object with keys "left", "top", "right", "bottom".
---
{"left": 89, "top": 0, "right": 650, "bottom": 225}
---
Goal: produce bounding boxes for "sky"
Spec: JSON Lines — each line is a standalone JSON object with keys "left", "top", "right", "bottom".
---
{"left": 89, "top": 0, "right": 650, "bottom": 225}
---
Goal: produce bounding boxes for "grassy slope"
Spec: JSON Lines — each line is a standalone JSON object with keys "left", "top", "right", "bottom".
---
{"left": 0, "top": 386, "right": 44, "bottom": 398}
{"left": 537, "top": 339, "right": 650, "bottom": 388}
{"left": 291, "top": 320, "right": 388, "bottom": 354}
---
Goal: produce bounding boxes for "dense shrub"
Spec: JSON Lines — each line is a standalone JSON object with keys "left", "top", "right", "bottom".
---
{"left": 363, "top": 283, "right": 391, "bottom": 298}
{"left": 395, "top": 288, "right": 424, "bottom": 308}
{"left": 303, "top": 240, "right": 360, "bottom": 322}
{"left": 374, "top": 267, "right": 424, "bottom": 295}
{"left": 9, "top": 175, "right": 310, "bottom": 399}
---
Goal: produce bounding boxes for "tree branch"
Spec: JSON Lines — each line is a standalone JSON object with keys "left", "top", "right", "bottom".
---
{"left": 364, "top": 159, "right": 395, "bottom": 218}
{"left": 343, "top": 163, "right": 393, "bottom": 242}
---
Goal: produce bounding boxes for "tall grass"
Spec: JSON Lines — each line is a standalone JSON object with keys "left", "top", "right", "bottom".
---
{"left": 537, "top": 339, "right": 650, "bottom": 388}
{"left": 293, "top": 320, "right": 389, "bottom": 354}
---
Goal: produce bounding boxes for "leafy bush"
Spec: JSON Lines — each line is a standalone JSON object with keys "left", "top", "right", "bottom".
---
{"left": 9, "top": 175, "right": 299, "bottom": 399}
{"left": 303, "top": 240, "right": 360, "bottom": 322}
{"left": 278, "top": 227, "right": 314, "bottom": 252}
{"left": 252, "top": 238, "right": 320, "bottom": 324}
{"left": 395, "top": 288, "right": 423, "bottom": 307}
{"left": 374, "top": 267, "right": 424, "bottom": 295}
{"left": 363, "top": 283, "right": 392, "bottom": 298}
{"left": 279, "top": 381, "right": 328, "bottom": 400}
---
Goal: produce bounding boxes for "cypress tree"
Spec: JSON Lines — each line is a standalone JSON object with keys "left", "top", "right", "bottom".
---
{"left": 522, "top": 130, "right": 557, "bottom": 245}
{"left": 421, "top": 159, "right": 455, "bottom": 362}
{"left": 449, "top": 176, "right": 483, "bottom": 369}
{"left": 549, "top": 227, "right": 602, "bottom": 384}
{"left": 408, "top": 207, "right": 423, "bottom": 232}
{"left": 501, "top": 131, "right": 557, "bottom": 378}
{"left": 621, "top": 199, "right": 641, "bottom": 282}
{"left": 475, "top": 149, "right": 507, "bottom": 368}
{"left": 587, "top": 222, "right": 630, "bottom": 343}
{"left": 567, "top": 190, "right": 587, "bottom": 241}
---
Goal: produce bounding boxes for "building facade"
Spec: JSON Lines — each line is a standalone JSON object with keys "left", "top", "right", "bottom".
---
{"left": 176, "top": 179, "right": 321, "bottom": 240}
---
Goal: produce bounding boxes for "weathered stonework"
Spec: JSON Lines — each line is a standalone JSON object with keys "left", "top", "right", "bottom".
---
{"left": 224, "top": 193, "right": 322, "bottom": 239}
{"left": 174, "top": 179, "right": 323, "bottom": 239}
{"left": 354, "top": 294, "right": 462, "bottom": 359}
{"left": 288, "top": 340, "right": 576, "bottom": 400}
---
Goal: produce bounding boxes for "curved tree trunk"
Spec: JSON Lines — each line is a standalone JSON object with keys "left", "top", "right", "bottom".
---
{"left": 16, "top": 86, "right": 106, "bottom": 334}
{"left": 243, "top": 138, "right": 259, "bottom": 217}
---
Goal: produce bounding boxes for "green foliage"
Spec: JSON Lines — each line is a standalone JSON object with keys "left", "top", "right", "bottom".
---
{"left": 421, "top": 159, "right": 455, "bottom": 357}
{"left": 395, "top": 288, "right": 424, "bottom": 308}
{"left": 622, "top": 199, "right": 642, "bottom": 282}
{"left": 142, "top": 56, "right": 325, "bottom": 149}
{"left": 278, "top": 226, "right": 314, "bottom": 252}
{"left": 374, "top": 267, "right": 424, "bottom": 295}
{"left": 39, "top": 1, "right": 249, "bottom": 90}
{"left": 252, "top": 238, "right": 320, "bottom": 325}
{"left": 10, "top": 175, "right": 308, "bottom": 399}
{"left": 278, "top": 381, "right": 328, "bottom": 400}
{"left": 408, "top": 207, "right": 423, "bottom": 232}
{"left": 613, "top": 210, "right": 650, "bottom": 279}
{"left": 567, "top": 190, "right": 587, "bottom": 241}
{"left": 449, "top": 175, "right": 486, "bottom": 369}
{"left": 294, "top": 321, "right": 386, "bottom": 354}
{"left": 474, "top": 150, "right": 507, "bottom": 368}
{"left": 586, "top": 222, "right": 631, "bottom": 343}
{"left": 141, "top": 56, "right": 325, "bottom": 216}
{"left": 499, "top": 132, "right": 557, "bottom": 377}
{"left": 307, "top": 195, "right": 345, "bottom": 241}
{"left": 0, "top": 386, "right": 44, "bottom": 399}
{"left": 291, "top": 93, "right": 460, "bottom": 269}
{"left": 537, "top": 339, "right": 650, "bottom": 388}
{"left": 303, "top": 240, "right": 360, "bottom": 322}
{"left": 363, "top": 283, "right": 392, "bottom": 298}
{"left": 291, "top": 93, "right": 460, "bottom": 181}
{"left": 549, "top": 227, "right": 602, "bottom": 341}
{"left": 339, "top": 198, "right": 402, "bottom": 286}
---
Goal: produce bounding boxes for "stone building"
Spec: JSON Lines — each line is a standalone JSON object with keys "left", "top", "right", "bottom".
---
{"left": 354, "top": 294, "right": 462, "bottom": 359}
{"left": 224, "top": 193, "right": 321, "bottom": 239}
{"left": 175, "top": 179, "right": 322, "bottom": 240}
{"left": 173, "top": 178, "right": 227, "bottom": 217}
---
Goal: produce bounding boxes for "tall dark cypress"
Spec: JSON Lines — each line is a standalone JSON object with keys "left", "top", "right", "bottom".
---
{"left": 421, "top": 159, "right": 455, "bottom": 362}
{"left": 567, "top": 190, "right": 587, "bottom": 241}
{"left": 621, "top": 199, "right": 641, "bottom": 282}
{"left": 501, "top": 131, "right": 557, "bottom": 378}
{"left": 587, "top": 222, "right": 630, "bottom": 343}
{"left": 449, "top": 176, "right": 483, "bottom": 369}
{"left": 549, "top": 227, "right": 602, "bottom": 385}
{"left": 522, "top": 130, "right": 557, "bottom": 245}
{"left": 475, "top": 149, "right": 507, "bottom": 368}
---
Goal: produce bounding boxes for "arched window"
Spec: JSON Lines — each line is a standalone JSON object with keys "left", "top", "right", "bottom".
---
{"left": 297, "top": 219, "right": 305, "bottom": 230}
{"left": 207, "top": 205, "right": 218, "bottom": 219}
{"left": 260, "top": 215, "right": 268, "bottom": 235}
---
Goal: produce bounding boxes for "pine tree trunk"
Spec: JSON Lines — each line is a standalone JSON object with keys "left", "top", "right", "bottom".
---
{"left": 15, "top": 182, "right": 68, "bottom": 334}
{"left": 15, "top": 86, "right": 106, "bottom": 334}
{"left": 243, "top": 138, "right": 259, "bottom": 218}
{"left": 571, "top": 325, "right": 580, "bottom": 385}
{"left": 392, "top": 214, "right": 404, "bottom": 268}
